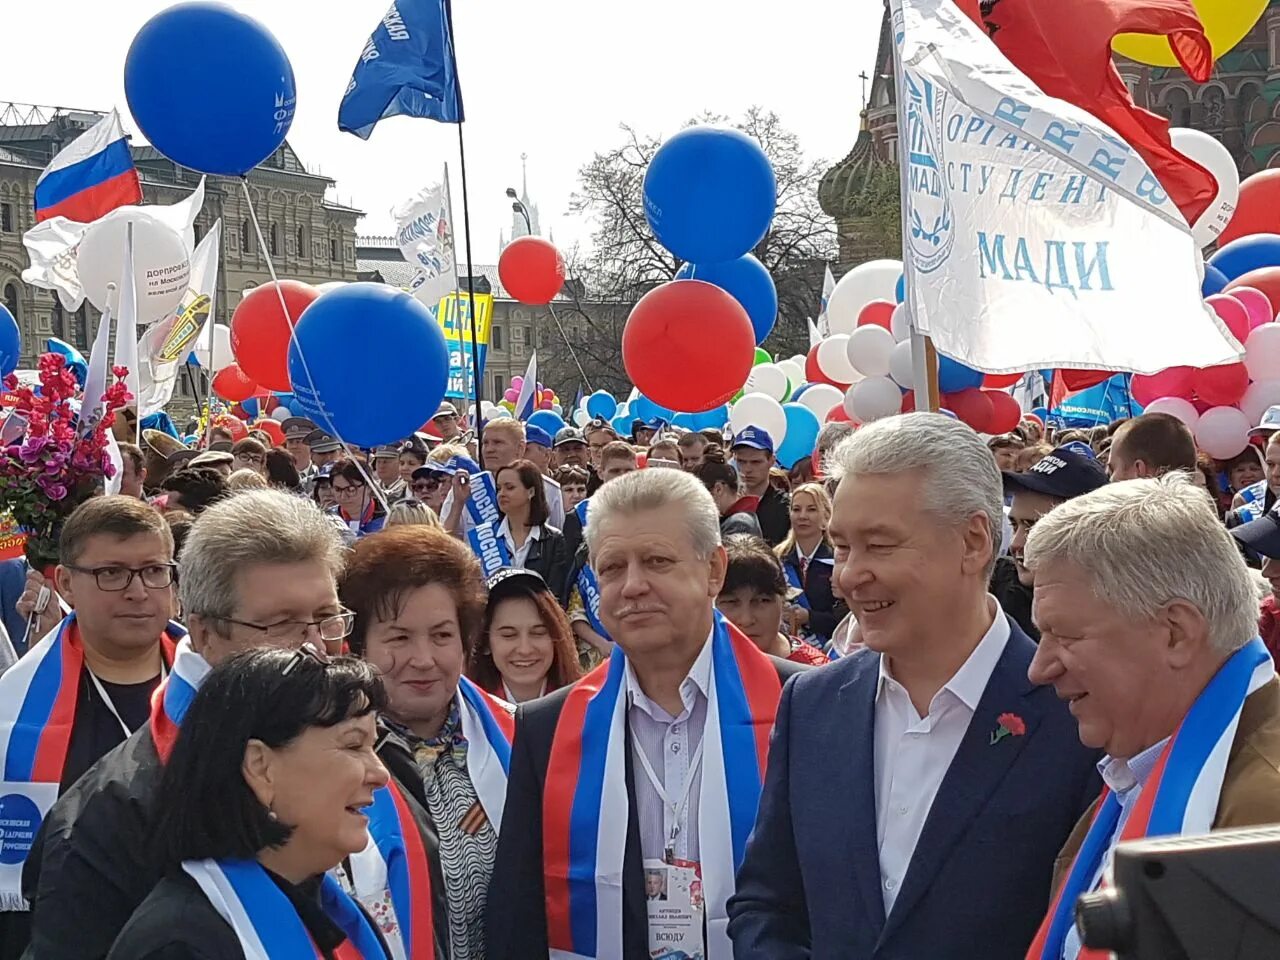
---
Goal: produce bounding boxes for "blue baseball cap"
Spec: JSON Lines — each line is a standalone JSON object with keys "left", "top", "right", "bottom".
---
{"left": 436, "top": 454, "right": 481, "bottom": 476}
{"left": 1232, "top": 506, "right": 1280, "bottom": 559}
{"left": 525, "top": 424, "right": 553, "bottom": 449}
{"left": 731, "top": 426, "right": 775, "bottom": 455}
{"left": 1002, "top": 444, "right": 1107, "bottom": 500}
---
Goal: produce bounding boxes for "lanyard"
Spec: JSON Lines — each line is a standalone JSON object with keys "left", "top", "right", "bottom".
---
{"left": 630, "top": 724, "right": 705, "bottom": 862}
{"left": 86, "top": 659, "right": 168, "bottom": 739}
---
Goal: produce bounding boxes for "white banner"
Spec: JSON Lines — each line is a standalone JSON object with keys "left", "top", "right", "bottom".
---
{"left": 892, "top": 0, "right": 1240, "bottom": 374}
{"left": 394, "top": 167, "right": 456, "bottom": 309}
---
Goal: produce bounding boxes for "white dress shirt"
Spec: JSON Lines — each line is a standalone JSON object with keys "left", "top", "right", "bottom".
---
{"left": 497, "top": 517, "right": 541, "bottom": 568}
{"left": 626, "top": 632, "right": 714, "bottom": 863}
{"left": 874, "top": 600, "right": 1011, "bottom": 915}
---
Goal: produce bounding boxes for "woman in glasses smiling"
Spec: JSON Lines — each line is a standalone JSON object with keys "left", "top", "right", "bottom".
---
{"left": 327, "top": 459, "right": 387, "bottom": 540}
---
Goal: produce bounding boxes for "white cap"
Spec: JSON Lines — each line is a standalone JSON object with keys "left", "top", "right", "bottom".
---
{"left": 1249, "top": 405, "right": 1280, "bottom": 436}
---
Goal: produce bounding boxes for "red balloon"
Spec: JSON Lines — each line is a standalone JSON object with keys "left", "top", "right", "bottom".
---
{"left": 985, "top": 389, "right": 1022, "bottom": 434}
{"left": 983, "top": 372, "right": 1022, "bottom": 389}
{"left": 943, "top": 388, "right": 995, "bottom": 432}
{"left": 498, "top": 237, "right": 565, "bottom": 305}
{"left": 1131, "top": 366, "right": 1195, "bottom": 406}
{"left": 826, "top": 404, "right": 852, "bottom": 423}
{"left": 212, "top": 363, "right": 258, "bottom": 402}
{"left": 254, "top": 419, "right": 285, "bottom": 446}
{"left": 804, "top": 344, "right": 842, "bottom": 388}
{"left": 1218, "top": 169, "right": 1280, "bottom": 246}
{"left": 856, "top": 300, "right": 895, "bottom": 330}
{"left": 1192, "top": 362, "right": 1249, "bottom": 407}
{"left": 1206, "top": 295, "right": 1251, "bottom": 344}
{"left": 1225, "top": 267, "right": 1280, "bottom": 318}
{"left": 622, "top": 280, "right": 754, "bottom": 412}
{"left": 230, "top": 280, "right": 320, "bottom": 392}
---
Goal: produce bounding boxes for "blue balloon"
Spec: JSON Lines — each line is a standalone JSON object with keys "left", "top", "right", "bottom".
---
{"left": 643, "top": 127, "right": 776, "bottom": 264}
{"left": 676, "top": 255, "right": 778, "bottom": 344}
{"left": 585, "top": 390, "right": 617, "bottom": 419}
{"left": 691, "top": 404, "right": 730, "bottom": 431}
{"left": 610, "top": 413, "right": 632, "bottom": 435}
{"left": 287, "top": 284, "right": 448, "bottom": 448}
{"left": 46, "top": 337, "right": 87, "bottom": 387}
{"left": 895, "top": 274, "right": 905, "bottom": 304}
{"left": 527, "top": 409, "right": 566, "bottom": 437}
{"left": 125, "top": 3, "right": 296, "bottom": 176}
{"left": 241, "top": 397, "right": 260, "bottom": 419}
{"left": 789, "top": 383, "right": 813, "bottom": 403}
{"left": 775, "top": 403, "right": 821, "bottom": 469}
{"left": 631, "top": 394, "right": 674, "bottom": 423}
{"left": 671, "top": 412, "right": 698, "bottom": 429}
{"left": 0, "top": 304, "right": 18, "bottom": 377}
{"left": 1202, "top": 264, "right": 1228, "bottom": 297}
{"left": 1031, "top": 406, "right": 1049, "bottom": 422}
{"left": 937, "top": 355, "right": 984, "bottom": 393}
{"left": 1207, "top": 234, "right": 1280, "bottom": 282}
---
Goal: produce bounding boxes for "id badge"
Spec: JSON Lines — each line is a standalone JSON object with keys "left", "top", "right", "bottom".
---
{"left": 0, "top": 782, "right": 58, "bottom": 912}
{"left": 644, "top": 856, "right": 705, "bottom": 960}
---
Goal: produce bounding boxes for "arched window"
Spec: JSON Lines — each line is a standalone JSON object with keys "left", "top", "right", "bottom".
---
{"left": 269, "top": 222, "right": 279, "bottom": 256}
{"left": 241, "top": 219, "right": 253, "bottom": 255}
{"left": 3, "top": 282, "right": 19, "bottom": 322}
{"left": 297, "top": 225, "right": 305, "bottom": 257}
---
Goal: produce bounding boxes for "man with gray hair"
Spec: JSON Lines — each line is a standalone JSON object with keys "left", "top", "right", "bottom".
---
{"left": 487, "top": 468, "right": 806, "bottom": 960}
{"left": 1023, "top": 473, "right": 1280, "bottom": 959}
{"left": 22, "top": 490, "right": 351, "bottom": 960}
{"left": 729, "top": 413, "right": 1099, "bottom": 960}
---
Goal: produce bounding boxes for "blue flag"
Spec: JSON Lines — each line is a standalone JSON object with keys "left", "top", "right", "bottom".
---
{"left": 338, "top": 0, "right": 464, "bottom": 140}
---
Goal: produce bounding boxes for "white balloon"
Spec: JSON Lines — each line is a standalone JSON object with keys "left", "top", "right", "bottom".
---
{"left": 729, "top": 392, "right": 788, "bottom": 446}
{"left": 572, "top": 408, "right": 591, "bottom": 426}
{"left": 776, "top": 359, "right": 806, "bottom": 393}
{"left": 826, "top": 260, "right": 903, "bottom": 335}
{"left": 796, "top": 383, "right": 843, "bottom": 421}
{"left": 846, "top": 325, "right": 896, "bottom": 378}
{"left": 489, "top": 408, "right": 513, "bottom": 419}
{"left": 888, "top": 339, "right": 916, "bottom": 389}
{"left": 1195, "top": 405, "right": 1251, "bottom": 459}
{"left": 1240, "top": 379, "right": 1280, "bottom": 427}
{"left": 1169, "top": 128, "right": 1240, "bottom": 250}
{"left": 816, "top": 335, "right": 862, "bottom": 385}
{"left": 1143, "top": 396, "right": 1200, "bottom": 432}
{"left": 77, "top": 212, "right": 190, "bottom": 324}
{"left": 744, "top": 362, "right": 790, "bottom": 401}
{"left": 889, "top": 303, "right": 911, "bottom": 342}
{"left": 844, "top": 377, "right": 902, "bottom": 423}
{"left": 551, "top": 403, "right": 563, "bottom": 416}
{"left": 1246, "top": 324, "right": 1280, "bottom": 382}
{"left": 194, "top": 324, "right": 234, "bottom": 371}
{"left": 270, "top": 406, "right": 292, "bottom": 421}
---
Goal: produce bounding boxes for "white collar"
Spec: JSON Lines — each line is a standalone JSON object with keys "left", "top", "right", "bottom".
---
{"left": 497, "top": 516, "right": 541, "bottom": 543}
{"left": 625, "top": 624, "right": 715, "bottom": 722}
{"left": 876, "top": 596, "right": 1011, "bottom": 712}
{"left": 796, "top": 539, "right": 824, "bottom": 563}
{"left": 1099, "top": 736, "right": 1171, "bottom": 798}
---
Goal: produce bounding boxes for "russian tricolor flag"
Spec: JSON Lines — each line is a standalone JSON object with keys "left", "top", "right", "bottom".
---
{"left": 33, "top": 109, "right": 142, "bottom": 224}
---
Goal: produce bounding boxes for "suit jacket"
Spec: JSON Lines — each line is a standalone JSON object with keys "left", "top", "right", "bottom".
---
{"left": 1049, "top": 675, "right": 1280, "bottom": 896}
{"left": 727, "top": 620, "right": 1102, "bottom": 960}
{"left": 779, "top": 542, "right": 849, "bottom": 643}
{"left": 485, "top": 654, "right": 809, "bottom": 960}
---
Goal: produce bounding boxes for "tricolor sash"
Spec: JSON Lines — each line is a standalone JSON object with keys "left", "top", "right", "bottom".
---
{"left": 1025, "top": 637, "right": 1275, "bottom": 960}
{"left": 0, "top": 614, "right": 182, "bottom": 909}
{"left": 149, "top": 637, "right": 211, "bottom": 762}
{"left": 543, "top": 612, "right": 781, "bottom": 960}
{"left": 183, "top": 858, "right": 389, "bottom": 959}
{"left": 467, "top": 520, "right": 513, "bottom": 578}
{"left": 573, "top": 499, "right": 610, "bottom": 641}
{"left": 349, "top": 678, "right": 513, "bottom": 958}
{"left": 465, "top": 471, "right": 500, "bottom": 527}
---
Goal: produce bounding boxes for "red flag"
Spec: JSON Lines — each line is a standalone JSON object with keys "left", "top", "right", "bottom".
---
{"left": 955, "top": 0, "right": 1215, "bottom": 227}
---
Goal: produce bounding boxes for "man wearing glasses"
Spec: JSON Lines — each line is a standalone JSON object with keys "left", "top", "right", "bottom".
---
{"left": 230, "top": 437, "right": 268, "bottom": 478}
{"left": 21, "top": 490, "right": 353, "bottom": 960}
{"left": 432, "top": 400, "right": 463, "bottom": 443}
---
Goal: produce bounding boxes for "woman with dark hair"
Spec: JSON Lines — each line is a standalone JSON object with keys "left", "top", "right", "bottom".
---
{"left": 696, "top": 450, "right": 763, "bottom": 538}
{"left": 469, "top": 459, "right": 569, "bottom": 597}
{"left": 328, "top": 459, "right": 386, "bottom": 539}
{"left": 264, "top": 447, "right": 303, "bottom": 493}
{"left": 715, "top": 534, "right": 829, "bottom": 666}
{"left": 469, "top": 569, "right": 582, "bottom": 703}
{"left": 312, "top": 465, "right": 337, "bottom": 512}
{"left": 107, "top": 647, "right": 393, "bottom": 959}
{"left": 339, "top": 527, "right": 514, "bottom": 960}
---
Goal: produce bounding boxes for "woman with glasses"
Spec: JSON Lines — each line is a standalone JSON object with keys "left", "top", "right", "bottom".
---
{"left": 471, "top": 460, "right": 570, "bottom": 598}
{"left": 468, "top": 569, "right": 582, "bottom": 703}
{"left": 327, "top": 460, "right": 387, "bottom": 540}
{"left": 409, "top": 464, "right": 449, "bottom": 514}
{"left": 339, "top": 527, "right": 514, "bottom": 960}
{"left": 107, "top": 647, "right": 395, "bottom": 960}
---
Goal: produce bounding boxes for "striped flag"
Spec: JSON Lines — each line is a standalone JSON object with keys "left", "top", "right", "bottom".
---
{"left": 514, "top": 352, "right": 537, "bottom": 421}
{"left": 33, "top": 110, "right": 141, "bottom": 224}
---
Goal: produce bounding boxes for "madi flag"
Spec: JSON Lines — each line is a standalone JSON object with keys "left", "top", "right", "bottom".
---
{"left": 33, "top": 110, "right": 141, "bottom": 224}
{"left": 890, "top": 0, "right": 1240, "bottom": 375}
{"left": 339, "top": 0, "right": 465, "bottom": 140}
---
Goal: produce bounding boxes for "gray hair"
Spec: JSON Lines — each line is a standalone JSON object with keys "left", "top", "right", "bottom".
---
{"left": 179, "top": 489, "right": 347, "bottom": 619}
{"left": 828, "top": 413, "right": 1003, "bottom": 578}
{"left": 585, "top": 467, "right": 721, "bottom": 560}
{"left": 1023, "top": 473, "right": 1258, "bottom": 654}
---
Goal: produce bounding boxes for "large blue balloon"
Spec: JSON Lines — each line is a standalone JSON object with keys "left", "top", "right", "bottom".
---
{"left": 1207, "top": 234, "right": 1280, "bottom": 282}
{"left": 526, "top": 409, "right": 566, "bottom": 437}
{"left": 46, "top": 337, "right": 87, "bottom": 387}
{"left": 631, "top": 394, "right": 674, "bottom": 423}
{"left": 1202, "top": 264, "right": 1228, "bottom": 297}
{"left": 585, "top": 390, "right": 617, "bottom": 419}
{"left": 676, "top": 255, "right": 778, "bottom": 344}
{"left": 287, "top": 284, "right": 447, "bottom": 448}
{"left": 643, "top": 127, "right": 776, "bottom": 264}
{"left": 775, "top": 403, "right": 821, "bottom": 469}
{"left": 937, "top": 355, "right": 984, "bottom": 393}
{"left": 125, "top": 3, "right": 296, "bottom": 176}
{"left": 0, "top": 304, "right": 18, "bottom": 377}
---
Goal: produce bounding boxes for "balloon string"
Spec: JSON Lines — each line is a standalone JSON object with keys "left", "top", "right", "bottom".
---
{"left": 238, "top": 179, "right": 390, "bottom": 515}
{"left": 545, "top": 302, "right": 593, "bottom": 393}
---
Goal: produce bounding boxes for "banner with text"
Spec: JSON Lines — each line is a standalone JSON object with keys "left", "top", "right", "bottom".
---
{"left": 437, "top": 291, "right": 493, "bottom": 400}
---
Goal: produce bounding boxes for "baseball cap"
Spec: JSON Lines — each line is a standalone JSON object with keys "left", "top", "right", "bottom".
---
{"left": 485, "top": 567, "right": 552, "bottom": 603}
{"left": 731, "top": 426, "right": 775, "bottom": 455}
{"left": 1003, "top": 444, "right": 1108, "bottom": 500}
{"left": 280, "top": 416, "right": 317, "bottom": 441}
{"left": 1231, "top": 506, "right": 1280, "bottom": 559}
{"left": 436, "top": 454, "right": 481, "bottom": 476}
{"left": 411, "top": 464, "right": 449, "bottom": 483}
{"left": 1250, "top": 405, "right": 1280, "bottom": 437}
{"left": 433, "top": 401, "right": 459, "bottom": 419}
{"left": 554, "top": 426, "right": 586, "bottom": 448}
{"left": 631, "top": 417, "right": 667, "bottom": 434}
{"left": 525, "top": 424, "right": 553, "bottom": 449}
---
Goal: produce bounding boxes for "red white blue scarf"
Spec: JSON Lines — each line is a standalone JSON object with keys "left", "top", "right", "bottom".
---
{"left": 149, "top": 636, "right": 211, "bottom": 761}
{"left": 347, "top": 677, "right": 513, "bottom": 959}
{"left": 183, "top": 858, "right": 388, "bottom": 959}
{"left": 1025, "top": 637, "right": 1275, "bottom": 960}
{"left": 543, "top": 612, "right": 781, "bottom": 960}
{"left": 573, "top": 498, "right": 609, "bottom": 640}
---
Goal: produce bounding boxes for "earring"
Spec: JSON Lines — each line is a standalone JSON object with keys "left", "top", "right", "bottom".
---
{"left": 267, "top": 806, "right": 279, "bottom": 822}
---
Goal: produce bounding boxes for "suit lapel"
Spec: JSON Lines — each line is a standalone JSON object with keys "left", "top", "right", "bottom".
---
{"left": 879, "top": 626, "right": 1042, "bottom": 942}
{"left": 837, "top": 654, "right": 889, "bottom": 935}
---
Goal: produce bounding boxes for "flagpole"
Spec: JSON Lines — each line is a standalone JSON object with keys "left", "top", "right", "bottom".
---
{"left": 454, "top": 126, "right": 485, "bottom": 463}
{"left": 443, "top": 160, "right": 475, "bottom": 439}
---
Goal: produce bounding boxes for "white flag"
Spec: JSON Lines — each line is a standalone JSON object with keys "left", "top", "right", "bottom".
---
{"left": 114, "top": 226, "right": 139, "bottom": 425}
{"left": 79, "top": 298, "right": 114, "bottom": 434}
{"left": 807, "top": 317, "right": 823, "bottom": 349}
{"left": 394, "top": 167, "right": 457, "bottom": 309}
{"left": 514, "top": 352, "right": 538, "bottom": 421}
{"left": 817, "top": 265, "right": 836, "bottom": 338}
{"left": 891, "top": 0, "right": 1239, "bottom": 374}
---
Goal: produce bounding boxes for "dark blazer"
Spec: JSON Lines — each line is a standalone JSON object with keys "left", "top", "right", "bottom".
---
{"left": 727, "top": 620, "right": 1102, "bottom": 960}
{"left": 485, "top": 654, "right": 810, "bottom": 960}
{"left": 523, "top": 524, "right": 570, "bottom": 601}
{"left": 778, "top": 542, "right": 848, "bottom": 642}
{"left": 755, "top": 485, "right": 791, "bottom": 546}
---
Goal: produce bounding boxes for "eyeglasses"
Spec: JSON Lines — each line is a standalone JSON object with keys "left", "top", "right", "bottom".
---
{"left": 235, "top": 453, "right": 265, "bottom": 466}
{"left": 282, "top": 642, "right": 330, "bottom": 676}
{"left": 331, "top": 481, "right": 365, "bottom": 496}
{"left": 220, "top": 609, "right": 355, "bottom": 644}
{"left": 64, "top": 563, "right": 177, "bottom": 591}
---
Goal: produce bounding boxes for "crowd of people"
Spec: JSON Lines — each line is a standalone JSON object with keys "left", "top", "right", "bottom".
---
{"left": 2, "top": 395, "right": 1280, "bottom": 959}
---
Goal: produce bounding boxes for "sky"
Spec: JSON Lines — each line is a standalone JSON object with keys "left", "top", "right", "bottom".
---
{"left": 4, "top": 0, "right": 884, "bottom": 266}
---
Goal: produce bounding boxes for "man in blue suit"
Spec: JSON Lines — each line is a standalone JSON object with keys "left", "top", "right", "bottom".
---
{"left": 728, "top": 413, "right": 1101, "bottom": 960}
